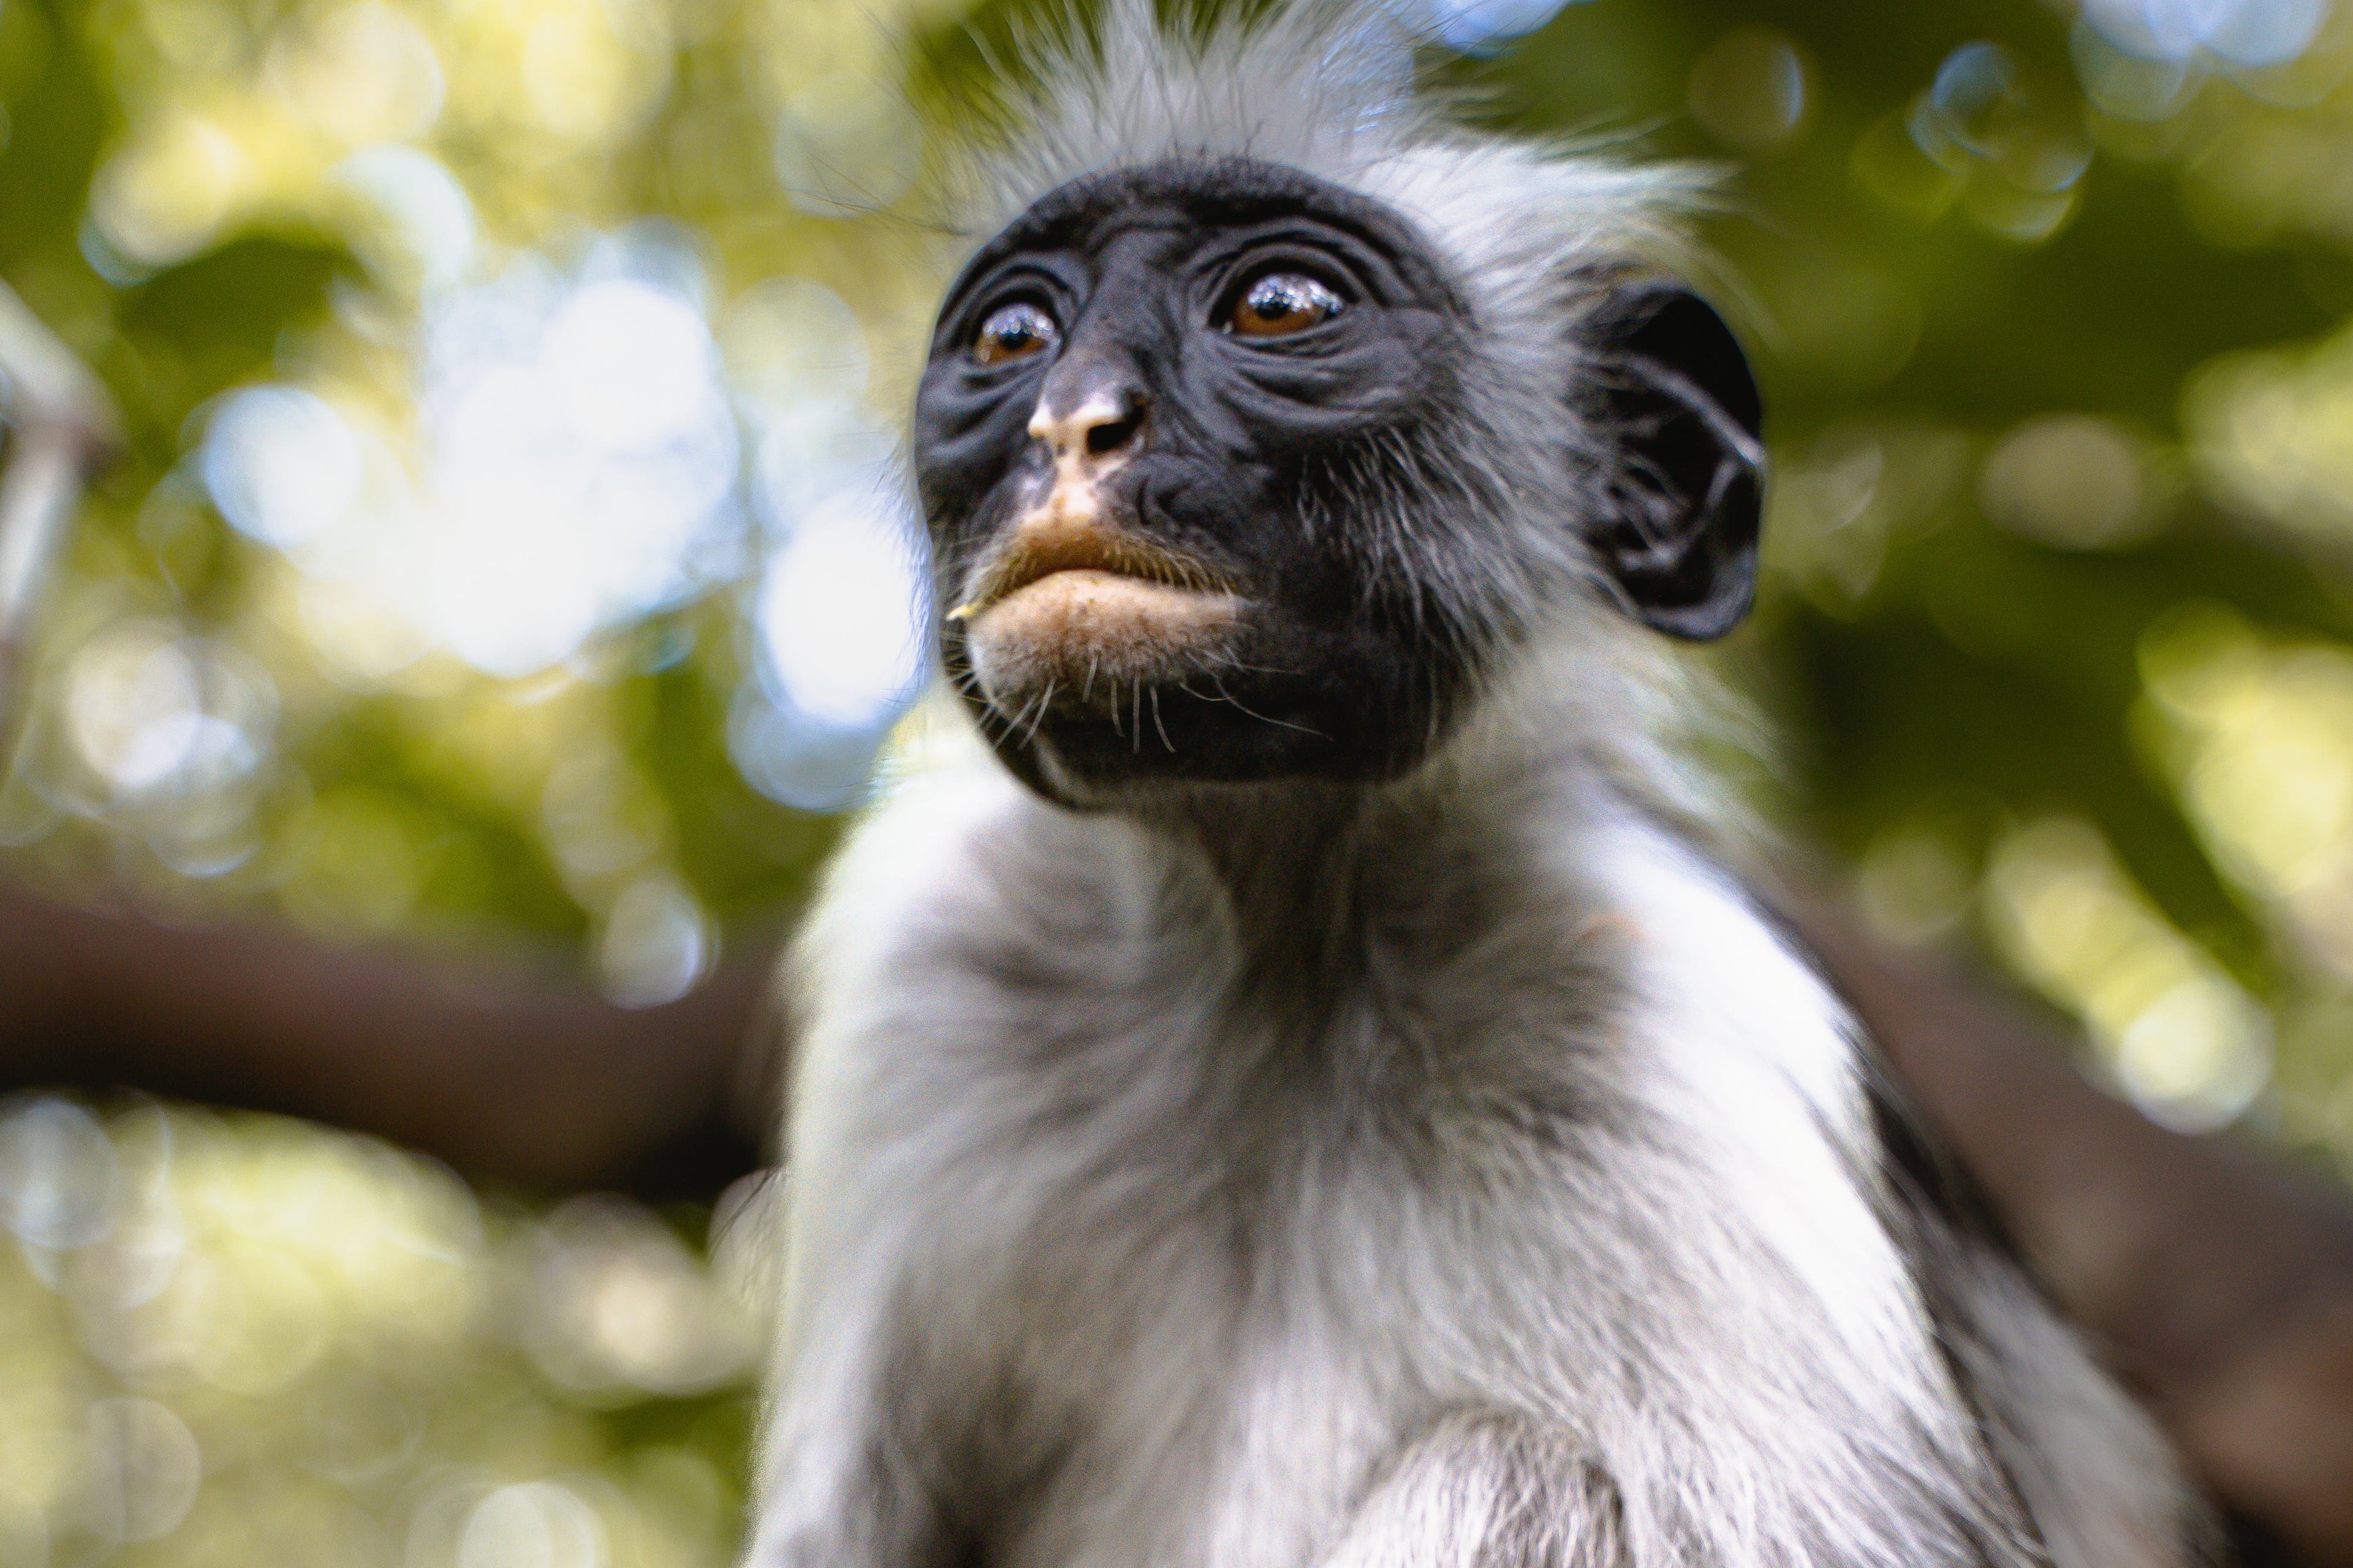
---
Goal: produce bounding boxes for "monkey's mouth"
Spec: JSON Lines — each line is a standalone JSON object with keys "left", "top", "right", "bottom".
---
{"left": 953, "top": 527, "right": 1236, "bottom": 621}
{"left": 955, "top": 528, "right": 1248, "bottom": 710}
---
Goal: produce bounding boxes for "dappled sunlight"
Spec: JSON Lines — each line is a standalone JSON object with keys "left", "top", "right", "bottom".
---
{"left": 2139, "top": 604, "right": 2353, "bottom": 980}
{"left": 737, "top": 490, "right": 927, "bottom": 810}
{"left": 1686, "top": 26, "right": 1811, "bottom": 153}
{"left": 1906, "top": 42, "right": 2094, "bottom": 241}
{"left": 2079, "top": 0, "right": 2330, "bottom": 72}
{"left": 1986, "top": 817, "right": 2273, "bottom": 1131}
{"left": 203, "top": 232, "right": 746, "bottom": 681}
{"left": 2188, "top": 318, "right": 2353, "bottom": 543}
{"left": 1979, "top": 414, "right": 2178, "bottom": 550}
{"left": 0, "top": 1097, "right": 760, "bottom": 1568}
{"left": 1761, "top": 419, "right": 1971, "bottom": 613}
{"left": 27, "top": 0, "right": 945, "bottom": 924}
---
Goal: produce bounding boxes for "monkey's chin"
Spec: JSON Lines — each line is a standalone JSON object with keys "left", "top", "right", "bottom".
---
{"left": 966, "top": 569, "right": 1246, "bottom": 715}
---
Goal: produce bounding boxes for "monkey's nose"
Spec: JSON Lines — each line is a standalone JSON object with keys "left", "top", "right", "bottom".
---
{"left": 1028, "top": 388, "right": 1146, "bottom": 463}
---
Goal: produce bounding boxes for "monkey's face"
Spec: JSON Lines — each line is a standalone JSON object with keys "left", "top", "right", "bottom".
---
{"left": 913, "top": 156, "right": 1763, "bottom": 803}
{"left": 917, "top": 156, "right": 1484, "bottom": 798}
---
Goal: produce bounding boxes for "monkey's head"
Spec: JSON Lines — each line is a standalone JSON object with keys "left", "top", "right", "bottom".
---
{"left": 912, "top": 26, "right": 1762, "bottom": 805}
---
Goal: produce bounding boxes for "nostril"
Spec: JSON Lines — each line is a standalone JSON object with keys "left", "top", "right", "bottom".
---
{"left": 1086, "top": 416, "right": 1139, "bottom": 455}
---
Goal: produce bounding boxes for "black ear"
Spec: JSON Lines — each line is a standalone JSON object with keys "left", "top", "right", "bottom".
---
{"left": 1583, "top": 281, "right": 1765, "bottom": 642}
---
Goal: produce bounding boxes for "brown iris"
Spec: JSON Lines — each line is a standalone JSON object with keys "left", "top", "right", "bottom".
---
{"left": 974, "top": 302, "right": 1058, "bottom": 365}
{"left": 1230, "top": 272, "right": 1343, "bottom": 338}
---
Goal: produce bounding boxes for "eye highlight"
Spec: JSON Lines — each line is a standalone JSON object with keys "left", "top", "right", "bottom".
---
{"left": 1229, "top": 272, "right": 1344, "bottom": 338}
{"left": 973, "top": 302, "right": 1058, "bottom": 366}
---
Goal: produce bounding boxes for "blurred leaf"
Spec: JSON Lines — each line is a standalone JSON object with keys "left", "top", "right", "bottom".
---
{"left": 119, "top": 234, "right": 349, "bottom": 395}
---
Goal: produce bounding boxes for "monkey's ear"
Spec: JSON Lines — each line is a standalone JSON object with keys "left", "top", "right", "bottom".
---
{"left": 1583, "top": 281, "right": 1765, "bottom": 642}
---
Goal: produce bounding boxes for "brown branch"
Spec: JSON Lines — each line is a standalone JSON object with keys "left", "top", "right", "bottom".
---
{"left": 0, "top": 880, "right": 781, "bottom": 1198}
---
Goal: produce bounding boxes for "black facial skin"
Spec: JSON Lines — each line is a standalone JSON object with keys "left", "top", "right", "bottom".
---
{"left": 911, "top": 156, "right": 1764, "bottom": 803}
{"left": 915, "top": 156, "right": 1472, "bottom": 798}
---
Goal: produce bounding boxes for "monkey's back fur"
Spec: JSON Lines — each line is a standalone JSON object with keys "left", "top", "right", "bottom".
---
{"left": 748, "top": 6, "right": 2218, "bottom": 1565}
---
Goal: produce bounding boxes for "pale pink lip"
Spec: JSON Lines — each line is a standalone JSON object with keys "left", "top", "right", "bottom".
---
{"left": 954, "top": 523, "right": 1237, "bottom": 623}
{"left": 986, "top": 568, "right": 1243, "bottom": 624}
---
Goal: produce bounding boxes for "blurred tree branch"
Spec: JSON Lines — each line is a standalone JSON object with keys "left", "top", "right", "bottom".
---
{"left": 0, "top": 880, "right": 779, "bottom": 1198}
{"left": 0, "top": 279, "right": 120, "bottom": 758}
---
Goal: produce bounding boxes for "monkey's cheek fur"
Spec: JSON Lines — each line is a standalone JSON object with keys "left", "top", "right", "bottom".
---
{"left": 966, "top": 569, "right": 1248, "bottom": 714}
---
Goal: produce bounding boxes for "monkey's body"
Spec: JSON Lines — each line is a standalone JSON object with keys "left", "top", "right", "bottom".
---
{"left": 749, "top": 5, "right": 2212, "bottom": 1562}
{"left": 757, "top": 684, "right": 2198, "bottom": 1567}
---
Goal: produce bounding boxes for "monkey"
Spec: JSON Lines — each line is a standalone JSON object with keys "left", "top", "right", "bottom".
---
{"left": 746, "top": 4, "right": 2220, "bottom": 1564}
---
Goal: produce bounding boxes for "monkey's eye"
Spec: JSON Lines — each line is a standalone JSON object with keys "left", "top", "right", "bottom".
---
{"left": 1229, "top": 272, "right": 1344, "bottom": 338}
{"left": 973, "top": 302, "right": 1058, "bottom": 366}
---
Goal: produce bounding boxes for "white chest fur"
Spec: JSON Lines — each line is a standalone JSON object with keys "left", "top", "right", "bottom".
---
{"left": 752, "top": 729, "right": 2178, "bottom": 1568}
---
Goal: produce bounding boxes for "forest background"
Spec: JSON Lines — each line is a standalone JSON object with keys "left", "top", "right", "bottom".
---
{"left": 6, "top": 0, "right": 2353, "bottom": 1561}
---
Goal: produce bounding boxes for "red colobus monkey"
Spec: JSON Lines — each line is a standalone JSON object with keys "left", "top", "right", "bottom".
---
{"left": 749, "top": 6, "right": 2216, "bottom": 1564}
